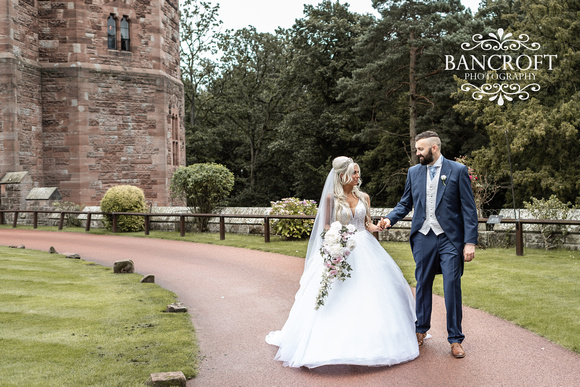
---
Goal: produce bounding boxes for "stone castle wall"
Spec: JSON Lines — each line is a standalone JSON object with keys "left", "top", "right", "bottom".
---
{"left": 0, "top": 0, "right": 185, "bottom": 208}
{"left": 0, "top": 0, "right": 43, "bottom": 186}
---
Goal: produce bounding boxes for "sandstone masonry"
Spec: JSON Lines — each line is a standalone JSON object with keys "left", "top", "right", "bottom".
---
{"left": 0, "top": 0, "right": 185, "bottom": 207}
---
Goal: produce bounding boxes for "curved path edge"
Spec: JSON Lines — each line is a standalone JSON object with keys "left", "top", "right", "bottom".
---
{"left": 1, "top": 229, "right": 579, "bottom": 387}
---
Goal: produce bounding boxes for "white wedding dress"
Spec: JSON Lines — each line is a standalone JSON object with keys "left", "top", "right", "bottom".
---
{"left": 266, "top": 200, "right": 419, "bottom": 368}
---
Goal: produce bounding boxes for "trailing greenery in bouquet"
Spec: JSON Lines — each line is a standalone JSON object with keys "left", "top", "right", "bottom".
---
{"left": 315, "top": 221, "right": 357, "bottom": 310}
{"left": 270, "top": 197, "right": 317, "bottom": 240}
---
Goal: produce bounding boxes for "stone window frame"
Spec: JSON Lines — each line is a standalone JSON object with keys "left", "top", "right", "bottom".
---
{"left": 107, "top": 13, "right": 131, "bottom": 52}
{"left": 120, "top": 16, "right": 131, "bottom": 51}
{"left": 107, "top": 14, "right": 117, "bottom": 50}
{"left": 170, "top": 108, "right": 180, "bottom": 166}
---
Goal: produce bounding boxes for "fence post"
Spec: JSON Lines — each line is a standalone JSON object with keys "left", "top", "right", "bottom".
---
{"left": 33, "top": 212, "right": 38, "bottom": 229}
{"left": 144, "top": 214, "right": 150, "bottom": 235}
{"left": 515, "top": 221, "right": 524, "bottom": 256}
{"left": 219, "top": 216, "right": 225, "bottom": 240}
{"left": 180, "top": 215, "right": 185, "bottom": 237}
{"left": 0, "top": 211, "right": 4, "bottom": 225}
{"left": 58, "top": 212, "right": 65, "bottom": 230}
{"left": 264, "top": 216, "right": 270, "bottom": 243}
{"left": 12, "top": 211, "right": 18, "bottom": 228}
{"left": 85, "top": 213, "right": 92, "bottom": 231}
{"left": 112, "top": 213, "right": 117, "bottom": 233}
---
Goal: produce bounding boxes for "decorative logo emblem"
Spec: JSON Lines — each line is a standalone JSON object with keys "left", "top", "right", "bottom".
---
{"left": 446, "top": 29, "right": 557, "bottom": 105}
{"left": 461, "top": 28, "right": 541, "bottom": 51}
{"left": 459, "top": 83, "right": 541, "bottom": 106}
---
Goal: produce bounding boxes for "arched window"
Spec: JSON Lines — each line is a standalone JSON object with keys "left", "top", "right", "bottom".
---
{"left": 107, "top": 15, "right": 116, "bottom": 49}
{"left": 120, "top": 16, "right": 130, "bottom": 51}
{"left": 171, "top": 112, "right": 180, "bottom": 166}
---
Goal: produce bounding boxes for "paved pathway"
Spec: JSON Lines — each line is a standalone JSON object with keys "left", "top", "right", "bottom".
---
{"left": 1, "top": 229, "right": 579, "bottom": 386}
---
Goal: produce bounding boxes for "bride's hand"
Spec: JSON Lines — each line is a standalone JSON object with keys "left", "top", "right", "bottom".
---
{"left": 377, "top": 218, "right": 383, "bottom": 230}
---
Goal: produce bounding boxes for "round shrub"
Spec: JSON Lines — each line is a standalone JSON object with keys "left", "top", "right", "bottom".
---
{"left": 100, "top": 185, "right": 147, "bottom": 232}
{"left": 170, "top": 163, "right": 235, "bottom": 231}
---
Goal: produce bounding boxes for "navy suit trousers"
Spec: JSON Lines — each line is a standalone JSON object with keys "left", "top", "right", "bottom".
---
{"left": 411, "top": 230, "right": 464, "bottom": 344}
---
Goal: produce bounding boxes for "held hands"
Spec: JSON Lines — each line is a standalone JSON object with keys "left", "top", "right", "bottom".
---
{"left": 376, "top": 218, "right": 391, "bottom": 232}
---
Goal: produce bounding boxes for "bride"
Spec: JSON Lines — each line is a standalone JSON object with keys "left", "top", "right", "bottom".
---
{"left": 266, "top": 156, "right": 419, "bottom": 368}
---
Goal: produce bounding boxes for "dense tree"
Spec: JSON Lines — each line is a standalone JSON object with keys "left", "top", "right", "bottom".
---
{"left": 366, "top": 0, "right": 478, "bottom": 163}
{"left": 205, "top": 28, "right": 293, "bottom": 204}
{"left": 180, "top": 0, "right": 222, "bottom": 139}
{"left": 454, "top": 0, "right": 580, "bottom": 206}
{"left": 338, "top": 0, "right": 483, "bottom": 205}
{"left": 272, "top": 1, "right": 374, "bottom": 201}
{"left": 179, "top": 0, "right": 579, "bottom": 208}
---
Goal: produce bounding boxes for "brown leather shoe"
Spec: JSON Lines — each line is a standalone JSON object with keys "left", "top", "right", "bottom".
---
{"left": 451, "top": 342, "right": 465, "bottom": 358}
{"left": 416, "top": 332, "right": 427, "bottom": 347}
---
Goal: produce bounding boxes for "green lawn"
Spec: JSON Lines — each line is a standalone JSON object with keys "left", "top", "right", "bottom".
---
{"left": 1, "top": 225, "right": 578, "bottom": 387}
{"left": 0, "top": 245, "right": 198, "bottom": 387}
{"left": 456, "top": 247, "right": 580, "bottom": 353}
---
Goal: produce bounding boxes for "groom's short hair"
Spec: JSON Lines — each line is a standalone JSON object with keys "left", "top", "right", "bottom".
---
{"left": 415, "top": 131, "right": 441, "bottom": 149}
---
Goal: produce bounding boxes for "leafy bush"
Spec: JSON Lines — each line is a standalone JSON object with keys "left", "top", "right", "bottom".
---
{"left": 170, "top": 163, "right": 235, "bottom": 231}
{"left": 524, "top": 195, "right": 571, "bottom": 250}
{"left": 270, "top": 197, "right": 317, "bottom": 240}
{"left": 52, "top": 201, "right": 82, "bottom": 227}
{"left": 100, "top": 185, "right": 147, "bottom": 232}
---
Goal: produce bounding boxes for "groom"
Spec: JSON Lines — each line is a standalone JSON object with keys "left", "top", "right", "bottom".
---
{"left": 380, "top": 131, "right": 478, "bottom": 358}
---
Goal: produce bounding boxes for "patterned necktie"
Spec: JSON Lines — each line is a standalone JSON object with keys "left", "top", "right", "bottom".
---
{"left": 428, "top": 166, "right": 437, "bottom": 180}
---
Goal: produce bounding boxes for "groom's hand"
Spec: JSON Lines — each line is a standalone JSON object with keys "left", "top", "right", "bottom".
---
{"left": 463, "top": 244, "right": 475, "bottom": 262}
{"left": 378, "top": 218, "right": 391, "bottom": 231}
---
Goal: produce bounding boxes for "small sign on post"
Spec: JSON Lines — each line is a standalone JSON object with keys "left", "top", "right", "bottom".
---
{"left": 486, "top": 215, "right": 503, "bottom": 224}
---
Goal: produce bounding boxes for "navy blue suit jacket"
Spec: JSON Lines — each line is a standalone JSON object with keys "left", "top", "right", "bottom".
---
{"left": 386, "top": 156, "right": 479, "bottom": 256}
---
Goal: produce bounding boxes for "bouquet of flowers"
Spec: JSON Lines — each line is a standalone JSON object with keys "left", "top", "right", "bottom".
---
{"left": 315, "top": 221, "right": 357, "bottom": 310}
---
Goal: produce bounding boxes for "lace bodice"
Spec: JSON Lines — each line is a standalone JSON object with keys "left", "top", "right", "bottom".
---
{"left": 337, "top": 200, "right": 366, "bottom": 231}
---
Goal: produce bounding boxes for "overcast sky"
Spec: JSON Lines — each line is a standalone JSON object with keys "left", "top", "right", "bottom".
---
{"left": 211, "top": 0, "right": 482, "bottom": 33}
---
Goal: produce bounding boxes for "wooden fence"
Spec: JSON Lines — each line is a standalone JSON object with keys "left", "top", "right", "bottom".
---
{"left": 1, "top": 209, "right": 579, "bottom": 256}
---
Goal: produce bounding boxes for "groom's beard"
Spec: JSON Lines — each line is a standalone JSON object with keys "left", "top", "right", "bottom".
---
{"left": 419, "top": 149, "right": 434, "bottom": 165}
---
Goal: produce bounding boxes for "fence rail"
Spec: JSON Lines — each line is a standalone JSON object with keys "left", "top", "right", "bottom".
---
{"left": 1, "top": 209, "right": 579, "bottom": 256}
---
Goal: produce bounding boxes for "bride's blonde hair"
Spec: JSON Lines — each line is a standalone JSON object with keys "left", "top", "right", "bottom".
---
{"left": 332, "top": 156, "right": 371, "bottom": 225}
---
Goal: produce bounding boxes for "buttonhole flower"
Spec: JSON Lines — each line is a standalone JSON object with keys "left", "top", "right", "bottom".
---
{"left": 441, "top": 175, "right": 447, "bottom": 185}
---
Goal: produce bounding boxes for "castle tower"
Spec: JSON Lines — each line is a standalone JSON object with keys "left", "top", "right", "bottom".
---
{"left": 0, "top": 0, "right": 185, "bottom": 207}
